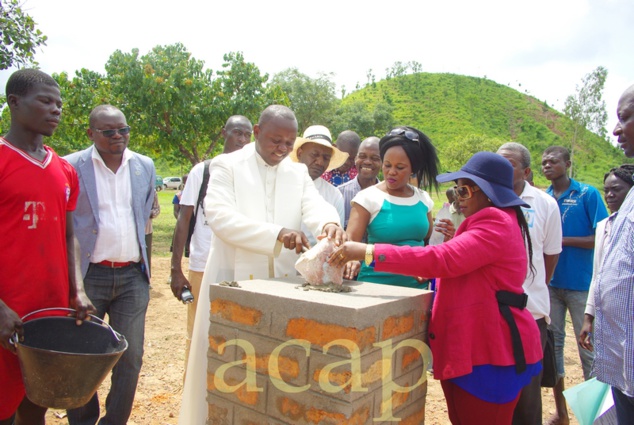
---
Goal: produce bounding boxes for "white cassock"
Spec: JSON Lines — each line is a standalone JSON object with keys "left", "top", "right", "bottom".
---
{"left": 178, "top": 142, "right": 341, "bottom": 424}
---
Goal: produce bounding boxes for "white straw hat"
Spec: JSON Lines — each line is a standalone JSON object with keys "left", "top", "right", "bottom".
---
{"left": 290, "top": 125, "right": 349, "bottom": 171}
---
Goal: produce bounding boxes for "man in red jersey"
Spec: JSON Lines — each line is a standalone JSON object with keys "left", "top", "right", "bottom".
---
{"left": 0, "top": 69, "right": 93, "bottom": 425}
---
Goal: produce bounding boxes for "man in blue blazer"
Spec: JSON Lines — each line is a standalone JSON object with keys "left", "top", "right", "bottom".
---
{"left": 65, "top": 105, "right": 156, "bottom": 425}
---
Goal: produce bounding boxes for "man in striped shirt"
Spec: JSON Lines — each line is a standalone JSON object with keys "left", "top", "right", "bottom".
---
{"left": 591, "top": 84, "right": 634, "bottom": 425}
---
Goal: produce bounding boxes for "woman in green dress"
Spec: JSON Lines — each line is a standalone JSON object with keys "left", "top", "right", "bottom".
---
{"left": 345, "top": 126, "right": 440, "bottom": 288}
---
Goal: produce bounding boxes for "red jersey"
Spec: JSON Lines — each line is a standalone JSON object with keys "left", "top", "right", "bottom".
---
{"left": 0, "top": 138, "right": 79, "bottom": 415}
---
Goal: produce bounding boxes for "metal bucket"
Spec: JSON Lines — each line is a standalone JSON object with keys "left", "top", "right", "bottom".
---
{"left": 12, "top": 308, "right": 128, "bottom": 409}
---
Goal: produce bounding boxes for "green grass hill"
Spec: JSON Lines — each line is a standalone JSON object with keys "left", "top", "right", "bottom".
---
{"left": 344, "top": 73, "right": 628, "bottom": 189}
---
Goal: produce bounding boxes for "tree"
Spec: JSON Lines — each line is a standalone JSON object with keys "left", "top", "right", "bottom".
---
{"left": 386, "top": 61, "right": 408, "bottom": 79}
{"left": 269, "top": 68, "right": 339, "bottom": 132}
{"left": 0, "top": 0, "right": 47, "bottom": 70}
{"left": 440, "top": 135, "right": 503, "bottom": 172}
{"left": 331, "top": 100, "right": 394, "bottom": 139}
{"left": 409, "top": 61, "right": 422, "bottom": 74}
{"left": 563, "top": 66, "right": 608, "bottom": 177}
{"left": 49, "top": 69, "right": 115, "bottom": 155}
{"left": 105, "top": 45, "right": 268, "bottom": 165}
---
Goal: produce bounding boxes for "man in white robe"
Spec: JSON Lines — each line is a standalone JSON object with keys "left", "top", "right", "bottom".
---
{"left": 179, "top": 105, "right": 344, "bottom": 424}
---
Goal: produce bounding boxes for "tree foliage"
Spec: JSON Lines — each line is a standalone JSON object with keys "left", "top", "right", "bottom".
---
{"left": 105, "top": 45, "right": 268, "bottom": 165}
{"left": 50, "top": 70, "right": 114, "bottom": 154}
{"left": 331, "top": 100, "right": 394, "bottom": 139}
{"left": 0, "top": 0, "right": 47, "bottom": 70}
{"left": 269, "top": 68, "right": 338, "bottom": 132}
{"left": 563, "top": 66, "right": 608, "bottom": 176}
{"left": 440, "top": 135, "right": 503, "bottom": 172}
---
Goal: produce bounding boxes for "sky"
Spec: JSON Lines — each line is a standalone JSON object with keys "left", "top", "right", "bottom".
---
{"left": 1, "top": 0, "right": 632, "bottom": 142}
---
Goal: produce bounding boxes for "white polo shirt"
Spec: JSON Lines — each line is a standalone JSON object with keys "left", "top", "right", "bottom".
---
{"left": 520, "top": 181, "right": 563, "bottom": 322}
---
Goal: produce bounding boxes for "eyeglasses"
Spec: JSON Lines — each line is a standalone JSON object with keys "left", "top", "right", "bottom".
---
{"left": 453, "top": 185, "right": 481, "bottom": 200}
{"left": 387, "top": 128, "right": 419, "bottom": 142}
{"left": 93, "top": 126, "right": 131, "bottom": 138}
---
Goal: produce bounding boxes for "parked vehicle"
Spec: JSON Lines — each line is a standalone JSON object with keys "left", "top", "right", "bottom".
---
{"left": 155, "top": 175, "right": 163, "bottom": 191}
{"left": 163, "top": 176, "right": 184, "bottom": 190}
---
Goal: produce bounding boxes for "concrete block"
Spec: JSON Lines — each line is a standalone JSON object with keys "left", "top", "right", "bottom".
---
{"left": 207, "top": 357, "right": 268, "bottom": 414}
{"left": 233, "top": 404, "right": 287, "bottom": 425}
{"left": 377, "top": 398, "right": 426, "bottom": 425}
{"left": 307, "top": 346, "right": 385, "bottom": 402}
{"left": 208, "top": 287, "right": 273, "bottom": 334}
{"left": 232, "top": 328, "right": 310, "bottom": 387}
{"left": 267, "top": 385, "right": 375, "bottom": 425}
{"left": 407, "top": 366, "right": 428, "bottom": 406}
{"left": 205, "top": 393, "right": 233, "bottom": 425}
{"left": 208, "top": 322, "right": 239, "bottom": 362}
{"left": 379, "top": 308, "right": 431, "bottom": 345}
{"left": 281, "top": 315, "right": 380, "bottom": 357}
{"left": 373, "top": 365, "right": 428, "bottom": 422}
{"left": 391, "top": 332, "right": 432, "bottom": 377}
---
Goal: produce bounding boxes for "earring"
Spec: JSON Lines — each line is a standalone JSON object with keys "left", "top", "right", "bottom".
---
{"left": 487, "top": 198, "right": 492, "bottom": 203}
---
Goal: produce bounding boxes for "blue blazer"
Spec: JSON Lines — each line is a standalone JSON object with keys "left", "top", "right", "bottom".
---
{"left": 65, "top": 146, "right": 156, "bottom": 280}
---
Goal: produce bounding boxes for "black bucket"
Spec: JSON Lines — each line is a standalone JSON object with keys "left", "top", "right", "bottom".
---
{"left": 13, "top": 308, "right": 128, "bottom": 409}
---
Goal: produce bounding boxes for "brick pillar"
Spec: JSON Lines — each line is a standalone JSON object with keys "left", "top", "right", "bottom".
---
{"left": 206, "top": 277, "right": 433, "bottom": 425}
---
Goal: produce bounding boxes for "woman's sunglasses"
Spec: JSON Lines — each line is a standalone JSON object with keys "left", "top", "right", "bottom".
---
{"left": 453, "top": 185, "right": 480, "bottom": 200}
{"left": 387, "top": 128, "right": 419, "bottom": 143}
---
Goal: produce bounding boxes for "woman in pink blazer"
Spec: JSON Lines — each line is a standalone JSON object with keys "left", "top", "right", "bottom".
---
{"left": 330, "top": 151, "right": 543, "bottom": 425}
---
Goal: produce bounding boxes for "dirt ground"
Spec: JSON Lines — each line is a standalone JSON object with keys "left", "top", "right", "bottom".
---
{"left": 44, "top": 256, "right": 586, "bottom": 424}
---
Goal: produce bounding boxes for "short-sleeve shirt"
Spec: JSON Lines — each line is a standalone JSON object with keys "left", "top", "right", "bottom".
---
{"left": 338, "top": 176, "right": 380, "bottom": 230}
{"left": 322, "top": 166, "right": 358, "bottom": 187}
{"left": 0, "top": 138, "right": 78, "bottom": 415}
{"left": 520, "top": 182, "right": 562, "bottom": 321}
{"left": 179, "top": 161, "right": 212, "bottom": 272}
{"left": 0, "top": 139, "right": 78, "bottom": 315}
{"left": 546, "top": 179, "right": 608, "bottom": 291}
{"left": 352, "top": 185, "right": 433, "bottom": 287}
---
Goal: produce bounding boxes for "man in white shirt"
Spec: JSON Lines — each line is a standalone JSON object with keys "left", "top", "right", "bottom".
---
{"left": 179, "top": 105, "right": 345, "bottom": 424}
{"left": 498, "top": 142, "right": 562, "bottom": 425}
{"left": 65, "top": 105, "right": 156, "bottom": 425}
{"left": 169, "top": 115, "right": 252, "bottom": 376}
{"left": 291, "top": 124, "right": 347, "bottom": 245}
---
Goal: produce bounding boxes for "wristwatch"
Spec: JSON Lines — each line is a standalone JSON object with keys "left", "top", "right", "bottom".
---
{"left": 365, "top": 244, "right": 375, "bottom": 266}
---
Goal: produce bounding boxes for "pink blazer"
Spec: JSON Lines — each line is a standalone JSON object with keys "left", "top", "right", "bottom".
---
{"left": 375, "top": 207, "right": 542, "bottom": 380}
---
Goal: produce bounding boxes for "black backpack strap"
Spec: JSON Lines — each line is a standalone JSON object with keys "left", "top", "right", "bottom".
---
{"left": 184, "top": 159, "right": 213, "bottom": 256}
{"left": 196, "top": 159, "right": 212, "bottom": 211}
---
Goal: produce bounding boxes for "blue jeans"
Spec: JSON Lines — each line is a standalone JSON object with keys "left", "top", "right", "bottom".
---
{"left": 548, "top": 286, "right": 594, "bottom": 380}
{"left": 612, "top": 387, "right": 634, "bottom": 425}
{"left": 67, "top": 263, "right": 149, "bottom": 425}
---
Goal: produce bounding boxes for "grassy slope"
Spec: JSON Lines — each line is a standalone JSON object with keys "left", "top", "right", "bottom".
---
{"left": 344, "top": 73, "right": 628, "bottom": 188}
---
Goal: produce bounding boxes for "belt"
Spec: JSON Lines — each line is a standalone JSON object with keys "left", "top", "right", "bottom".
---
{"left": 496, "top": 290, "right": 528, "bottom": 373}
{"left": 96, "top": 260, "right": 135, "bottom": 268}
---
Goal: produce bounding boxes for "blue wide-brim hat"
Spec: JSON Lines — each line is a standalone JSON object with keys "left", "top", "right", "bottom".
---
{"left": 436, "top": 151, "right": 530, "bottom": 208}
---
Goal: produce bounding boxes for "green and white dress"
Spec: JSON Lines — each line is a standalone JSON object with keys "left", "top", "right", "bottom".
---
{"left": 352, "top": 184, "right": 433, "bottom": 288}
